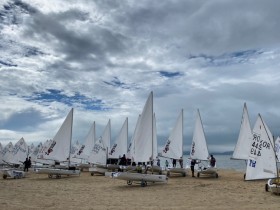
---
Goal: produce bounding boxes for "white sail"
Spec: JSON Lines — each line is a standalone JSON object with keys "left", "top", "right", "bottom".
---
{"left": 109, "top": 118, "right": 128, "bottom": 159}
{"left": 30, "top": 142, "right": 42, "bottom": 162}
{"left": 70, "top": 140, "right": 81, "bottom": 163}
{"left": 40, "top": 108, "right": 74, "bottom": 163}
{"left": 232, "top": 103, "right": 252, "bottom": 160}
{"left": 102, "top": 119, "right": 111, "bottom": 153}
{"left": 134, "top": 92, "right": 153, "bottom": 163}
{"left": 88, "top": 120, "right": 111, "bottom": 165}
{"left": 2, "top": 142, "right": 14, "bottom": 164}
{"left": 73, "top": 122, "right": 96, "bottom": 161}
{"left": 275, "top": 136, "right": 280, "bottom": 162}
{"left": 161, "top": 110, "right": 183, "bottom": 160}
{"left": 28, "top": 143, "right": 35, "bottom": 156}
{"left": 88, "top": 137, "right": 107, "bottom": 165}
{"left": 11, "top": 137, "right": 28, "bottom": 164}
{"left": 245, "top": 114, "right": 277, "bottom": 180}
{"left": 190, "top": 109, "right": 209, "bottom": 161}
{"left": 127, "top": 114, "right": 141, "bottom": 161}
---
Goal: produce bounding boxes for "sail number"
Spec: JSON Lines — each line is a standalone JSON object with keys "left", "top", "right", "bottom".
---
{"left": 250, "top": 133, "right": 271, "bottom": 156}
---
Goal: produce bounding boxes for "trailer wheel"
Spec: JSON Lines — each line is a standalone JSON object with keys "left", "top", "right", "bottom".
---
{"left": 243, "top": 173, "right": 246, "bottom": 180}
{"left": 182, "top": 172, "right": 186, "bottom": 177}
{"left": 91, "top": 172, "right": 94, "bottom": 176}
{"left": 127, "top": 180, "right": 132, "bottom": 185}
{"left": 56, "top": 174, "right": 61, "bottom": 179}
{"left": 197, "top": 172, "right": 200, "bottom": 178}
{"left": 48, "top": 174, "right": 53, "bottom": 178}
{"left": 265, "top": 184, "right": 269, "bottom": 192}
{"left": 215, "top": 173, "right": 219, "bottom": 178}
{"left": 3, "top": 174, "right": 7, "bottom": 179}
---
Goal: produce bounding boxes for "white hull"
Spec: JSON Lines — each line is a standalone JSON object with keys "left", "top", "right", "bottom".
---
{"left": 111, "top": 171, "right": 168, "bottom": 186}
{"left": 1, "top": 168, "right": 25, "bottom": 179}
{"left": 146, "top": 165, "right": 162, "bottom": 174}
{"left": 167, "top": 168, "right": 187, "bottom": 177}
{"left": 266, "top": 179, "right": 280, "bottom": 195}
{"left": 35, "top": 168, "right": 81, "bottom": 178}
{"left": 89, "top": 165, "right": 108, "bottom": 175}
{"left": 197, "top": 167, "right": 218, "bottom": 178}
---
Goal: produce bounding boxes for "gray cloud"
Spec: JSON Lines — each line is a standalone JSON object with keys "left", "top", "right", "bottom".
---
{"left": 1, "top": 0, "right": 280, "bottom": 152}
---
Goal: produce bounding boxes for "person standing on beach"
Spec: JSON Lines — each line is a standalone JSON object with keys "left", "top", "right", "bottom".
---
{"left": 28, "top": 157, "right": 32, "bottom": 170}
{"left": 172, "top": 159, "right": 176, "bottom": 167}
{"left": 209, "top": 155, "right": 216, "bottom": 167}
{"left": 190, "top": 159, "right": 198, "bottom": 177}
{"left": 179, "top": 157, "right": 183, "bottom": 168}
{"left": 23, "top": 158, "right": 29, "bottom": 172}
{"left": 157, "top": 158, "right": 160, "bottom": 167}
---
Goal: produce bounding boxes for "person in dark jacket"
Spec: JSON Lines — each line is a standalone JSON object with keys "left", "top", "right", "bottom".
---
{"left": 191, "top": 159, "right": 198, "bottom": 177}
{"left": 23, "top": 158, "right": 29, "bottom": 172}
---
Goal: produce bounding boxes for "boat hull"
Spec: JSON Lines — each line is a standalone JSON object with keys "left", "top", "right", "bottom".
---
{"left": 167, "top": 168, "right": 187, "bottom": 177}
{"left": 1, "top": 168, "right": 25, "bottom": 179}
{"left": 197, "top": 167, "right": 218, "bottom": 178}
{"left": 89, "top": 165, "right": 108, "bottom": 175}
{"left": 112, "top": 171, "right": 168, "bottom": 183}
{"left": 35, "top": 168, "right": 81, "bottom": 178}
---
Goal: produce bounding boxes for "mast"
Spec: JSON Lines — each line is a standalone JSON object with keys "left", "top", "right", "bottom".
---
{"left": 151, "top": 91, "right": 154, "bottom": 161}
{"left": 68, "top": 108, "right": 74, "bottom": 167}
{"left": 182, "top": 109, "right": 184, "bottom": 158}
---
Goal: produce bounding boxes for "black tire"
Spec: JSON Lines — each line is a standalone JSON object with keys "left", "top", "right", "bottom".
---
{"left": 3, "top": 174, "right": 7, "bottom": 179}
{"left": 91, "top": 172, "right": 94, "bottom": 176}
{"left": 197, "top": 172, "right": 200, "bottom": 178}
{"left": 265, "top": 183, "right": 269, "bottom": 192}
{"left": 243, "top": 173, "right": 246, "bottom": 180}
{"left": 127, "top": 180, "right": 132, "bottom": 185}
{"left": 48, "top": 174, "right": 53, "bottom": 178}
{"left": 215, "top": 173, "right": 218, "bottom": 178}
{"left": 182, "top": 172, "right": 186, "bottom": 177}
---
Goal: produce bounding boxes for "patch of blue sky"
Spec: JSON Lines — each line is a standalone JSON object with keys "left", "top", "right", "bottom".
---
{"left": 103, "top": 77, "right": 131, "bottom": 89}
{"left": 25, "top": 89, "right": 109, "bottom": 111}
{"left": 159, "top": 71, "right": 182, "bottom": 78}
{"left": 188, "top": 49, "right": 263, "bottom": 66}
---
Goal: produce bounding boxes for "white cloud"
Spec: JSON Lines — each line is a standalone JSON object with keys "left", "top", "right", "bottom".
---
{"left": 1, "top": 0, "right": 280, "bottom": 152}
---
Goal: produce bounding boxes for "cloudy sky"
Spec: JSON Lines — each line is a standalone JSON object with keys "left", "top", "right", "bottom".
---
{"left": 1, "top": 0, "right": 280, "bottom": 152}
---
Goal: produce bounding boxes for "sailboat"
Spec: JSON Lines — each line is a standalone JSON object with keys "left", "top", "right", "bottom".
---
{"left": 88, "top": 119, "right": 111, "bottom": 175}
{"left": 110, "top": 92, "right": 168, "bottom": 187}
{"left": 35, "top": 108, "right": 81, "bottom": 178}
{"left": 0, "top": 138, "right": 27, "bottom": 179}
{"left": 71, "top": 122, "right": 96, "bottom": 171}
{"left": 243, "top": 114, "right": 278, "bottom": 194}
{"left": 190, "top": 109, "right": 218, "bottom": 178}
{"left": 107, "top": 117, "right": 128, "bottom": 172}
{"left": 231, "top": 103, "right": 252, "bottom": 179}
{"left": 161, "top": 109, "right": 186, "bottom": 177}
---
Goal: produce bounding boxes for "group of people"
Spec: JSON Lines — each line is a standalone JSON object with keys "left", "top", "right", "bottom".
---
{"left": 115, "top": 153, "right": 216, "bottom": 177}
{"left": 23, "top": 157, "right": 32, "bottom": 172}
{"left": 190, "top": 154, "right": 216, "bottom": 177}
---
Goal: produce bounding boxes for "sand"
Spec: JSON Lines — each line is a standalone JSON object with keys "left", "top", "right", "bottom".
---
{"left": 0, "top": 169, "right": 279, "bottom": 210}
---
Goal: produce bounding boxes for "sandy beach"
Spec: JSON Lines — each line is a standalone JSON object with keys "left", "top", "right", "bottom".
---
{"left": 0, "top": 169, "right": 279, "bottom": 210}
